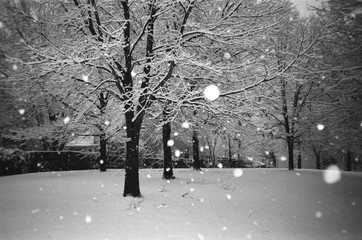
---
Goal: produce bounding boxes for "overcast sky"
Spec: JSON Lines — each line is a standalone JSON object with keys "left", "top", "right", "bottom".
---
{"left": 289, "top": 0, "right": 321, "bottom": 16}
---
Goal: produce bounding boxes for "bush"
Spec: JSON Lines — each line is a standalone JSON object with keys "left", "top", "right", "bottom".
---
{"left": 28, "top": 151, "right": 98, "bottom": 172}
{"left": 0, "top": 147, "right": 30, "bottom": 176}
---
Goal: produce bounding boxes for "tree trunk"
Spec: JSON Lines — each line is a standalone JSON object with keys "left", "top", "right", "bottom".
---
{"left": 280, "top": 79, "right": 294, "bottom": 170}
{"left": 313, "top": 146, "right": 321, "bottom": 170}
{"left": 346, "top": 150, "right": 352, "bottom": 171}
{"left": 99, "top": 132, "right": 107, "bottom": 172}
{"left": 297, "top": 141, "right": 302, "bottom": 169}
{"left": 123, "top": 111, "right": 142, "bottom": 197}
{"left": 162, "top": 118, "right": 174, "bottom": 179}
{"left": 287, "top": 136, "right": 294, "bottom": 170}
{"left": 97, "top": 91, "right": 109, "bottom": 172}
{"left": 270, "top": 151, "right": 277, "bottom": 168}
{"left": 228, "top": 136, "right": 233, "bottom": 167}
{"left": 192, "top": 130, "right": 201, "bottom": 170}
{"left": 297, "top": 151, "right": 302, "bottom": 169}
{"left": 237, "top": 139, "right": 241, "bottom": 162}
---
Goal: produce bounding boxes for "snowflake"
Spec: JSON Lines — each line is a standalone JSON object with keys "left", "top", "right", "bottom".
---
{"left": 223, "top": 52, "right": 231, "bottom": 60}
{"left": 315, "top": 211, "right": 322, "bottom": 218}
{"left": 63, "top": 117, "right": 70, "bottom": 124}
{"left": 233, "top": 169, "right": 243, "bottom": 177}
{"left": 181, "top": 122, "right": 190, "bottom": 128}
{"left": 204, "top": 85, "right": 220, "bottom": 101}
{"left": 85, "top": 215, "right": 92, "bottom": 223}
{"left": 82, "top": 74, "right": 89, "bottom": 82}
{"left": 197, "top": 233, "right": 205, "bottom": 240}
{"left": 167, "top": 139, "right": 174, "bottom": 147}
{"left": 131, "top": 70, "right": 137, "bottom": 77}
{"left": 317, "top": 124, "right": 325, "bottom": 130}
{"left": 175, "top": 150, "right": 181, "bottom": 157}
{"left": 323, "top": 165, "right": 341, "bottom": 184}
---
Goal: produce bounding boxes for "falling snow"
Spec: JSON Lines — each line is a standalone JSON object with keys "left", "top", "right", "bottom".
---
{"left": 181, "top": 121, "right": 190, "bottom": 128}
{"left": 131, "top": 70, "right": 137, "bottom": 77}
{"left": 323, "top": 165, "right": 342, "bottom": 184}
{"left": 31, "top": 208, "right": 39, "bottom": 214}
{"left": 167, "top": 139, "right": 174, "bottom": 147}
{"left": 233, "top": 168, "right": 243, "bottom": 177}
{"left": 223, "top": 52, "right": 231, "bottom": 60}
{"left": 85, "top": 215, "right": 92, "bottom": 223}
{"left": 82, "top": 74, "right": 89, "bottom": 82}
{"left": 175, "top": 150, "right": 181, "bottom": 157}
{"left": 315, "top": 211, "right": 323, "bottom": 218}
{"left": 197, "top": 233, "right": 205, "bottom": 240}
{"left": 63, "top": 117, "right": 70, "bottom": 124}
{"left": 204, "top": 85, "right": 220, "bottom": 101}
{"left": 317, "top": 124, "right": 325, "bottom": 130}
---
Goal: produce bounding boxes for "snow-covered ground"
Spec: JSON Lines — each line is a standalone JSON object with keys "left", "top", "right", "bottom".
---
{"left": 0, "top": 168, "right": 361, "bottom": 240}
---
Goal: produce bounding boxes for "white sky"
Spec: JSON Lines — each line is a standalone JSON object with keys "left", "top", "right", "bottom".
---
{"left": 289, "top": 0, "right": 321, "bottom": 16}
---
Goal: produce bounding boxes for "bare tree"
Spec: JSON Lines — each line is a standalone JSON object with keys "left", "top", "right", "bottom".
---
{"left": 3, "top": 0, "right": 295, "bottom": 197}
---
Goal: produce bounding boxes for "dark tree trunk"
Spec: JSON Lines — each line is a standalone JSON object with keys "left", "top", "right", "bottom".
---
{"left": 287, "top": 136, "right": 294, "bottom": 170}
{"left": 212, "top": 138, "right": 218, "bottom": 167}
{"left": 205, "top": 136, "right": 216, "bottom": 167}
{"left": 228, "top": 136, "right": 233, "bottom": 167}
{"left": 313, "top": 146, "right": 321, "bottom": 170}
{"left": 237, "top": 139, "right": 241, "bottom": 162}
{"left": 297, "top": 151, "right": 302, "bottom": 169}
{"left": 297, "top": 141, "right": 302, "bottom": 169}
{"left": 192, "top": 130, "right": 201, "bottom": 170}
{"left": 346, "top": 150, "right": 352, "bottom": 171}
{"left": 162, "top": 117, "right": 174, "bottom": 179}
{"left": 280, "top": 79, "right": 294, "bottom": 170}
{"left": 99, "top": 132, "right": 107, "bottom": 172}
{"left": 123, "top": 111, "right": 142, "bottom": 197}
{"left": 270, "top": 151, "right": 277, "bottom": 168}
{"left": 97, "top": 91, "right": 109, "bottom": 172}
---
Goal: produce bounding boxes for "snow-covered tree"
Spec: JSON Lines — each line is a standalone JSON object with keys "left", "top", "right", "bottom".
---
{"left": 3, "top": 0, "right": 298, "bottom": 197}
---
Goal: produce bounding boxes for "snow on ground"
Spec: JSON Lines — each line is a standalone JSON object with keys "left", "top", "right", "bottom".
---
{"left": 0, "top": 168, "right": 361, "bottom": 240}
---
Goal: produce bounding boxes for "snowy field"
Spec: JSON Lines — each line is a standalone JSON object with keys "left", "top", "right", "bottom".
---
{"left": 0, "top": 168, "right": 361, "bottom": 240}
